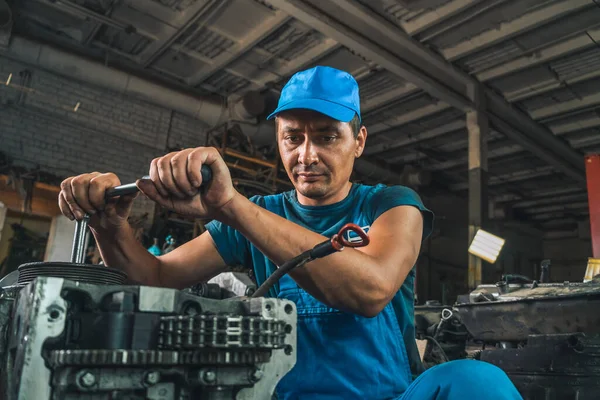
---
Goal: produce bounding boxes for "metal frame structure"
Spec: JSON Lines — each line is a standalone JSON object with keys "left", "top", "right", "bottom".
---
{"left": 266, "top": 0, "right": 587, "bottom": 183}
{"left": 2, "top": 0, "right": 599, "bottom": 242}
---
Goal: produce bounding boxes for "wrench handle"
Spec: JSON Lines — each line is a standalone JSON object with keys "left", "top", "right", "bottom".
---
{"left": 105, "top": 165, "right": 213, "bottom": 199}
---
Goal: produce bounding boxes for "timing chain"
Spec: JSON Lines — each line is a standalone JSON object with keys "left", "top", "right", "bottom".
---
{"left": 158, "top": 314, "right": 288, "bottom": 350}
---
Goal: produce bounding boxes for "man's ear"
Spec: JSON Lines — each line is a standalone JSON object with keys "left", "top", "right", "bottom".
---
{"left": 355, "top": 126, "right": 367, "bottom": 158}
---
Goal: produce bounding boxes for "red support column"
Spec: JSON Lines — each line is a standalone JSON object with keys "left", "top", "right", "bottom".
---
{"left": 586, "top": 155, "right": 600, "bottom": 258}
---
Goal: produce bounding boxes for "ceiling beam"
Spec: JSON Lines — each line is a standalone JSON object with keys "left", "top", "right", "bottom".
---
{"left": 487, "top": 113, "right": 584, "bottom": 182}
{"left": 267, "top": 0, "right": 472, "bottom": 110}
{"left": 361, "top": 84, "right": 419, "bottom": 114}
{"left": 187, "top": 10, "right": 290, "bottom": 87}
{"left": 267, "top": 0, "right": 586, "bottom": 183}
{"left": 417, "top": 0, "right": 511, "bottom": 42}
{"left": 138, "top": 0, "right": 228, "bottom": 68}
{"left": 549, "top": 115, "right": 600, "bottom": 135}
{"left": 428, "top": 142, "right": 523, "bottom": 171}
{"left": 400, "top": 0, "right": 481, "bottom": 36}
{"left": 532, "top": 210, "right": 588, "bottom": 221}
{"left": 233, "top": 37, "right": 339, "bottom": 90}
{"left": 512, "top": 192, "right": 589, "bottom": 209}
{"left": 441, "top": 0, "right": 593, "bottom": 61}
{"left": 541, "top": 218, "right": 581, "bottom": 228}
{"left": 496, "top": 186, "right": 586, "bottom": 203}
{"left": 476, "top": 27, "right": 600, "bottom": 82}
{"left": 530, "top": 93, "right": 600, "bottom": 121}
{"left": 368, "top": 102, "right": 452, "bottom": 134}
{"left": 123, "top": 0, "right": 180, "bottom": 23}
{"left": 485, "top": 93, "right": 585, "bottom": 179}
{"left": 40, "top": 0, "right": 157, "bottom": 39}
{"left": 506, "top": 69, "right": 600, "bottom": 102}
{"left": 524, "top": 201, "right": 589, "bottom": 215}
{"left": 449, "top": 166, "right": 556, "bottom": 191}
{"left": 363, "top": 120, "right": 465, "bottom": 156}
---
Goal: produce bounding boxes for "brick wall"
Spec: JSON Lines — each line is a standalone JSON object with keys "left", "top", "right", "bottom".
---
{"left": 0, "top": 55, "right": 209, "bottom": 223}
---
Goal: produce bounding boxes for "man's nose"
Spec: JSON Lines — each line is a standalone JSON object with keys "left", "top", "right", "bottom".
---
{"left": 298, "top": 139, "right": 319, "bottom": 166}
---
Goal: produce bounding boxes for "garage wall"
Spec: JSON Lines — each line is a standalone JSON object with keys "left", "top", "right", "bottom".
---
{"left": 417, "top": 193, "right": 545, "bottom": 305}
{"left": 543, "top": 237, "right": 592, "bottom": 282}
{"left": 0, "top": 55, "right": 209, "bottom": 221}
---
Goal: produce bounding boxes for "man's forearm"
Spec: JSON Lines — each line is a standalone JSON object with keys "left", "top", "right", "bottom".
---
{"left": 91, "top": 224, "right": 162, "bottom": 286}
{"left": 217, "top": 194, "right": 395, "bottom": 316}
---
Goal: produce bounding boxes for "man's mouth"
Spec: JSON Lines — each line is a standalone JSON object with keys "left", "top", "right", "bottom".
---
{"left": 297, "top": 173, "right": 324, "bottom": 182}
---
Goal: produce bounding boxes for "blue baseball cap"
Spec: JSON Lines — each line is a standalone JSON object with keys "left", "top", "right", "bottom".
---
{"left": 267, "top": 66, "right": 361, "bottom": 123}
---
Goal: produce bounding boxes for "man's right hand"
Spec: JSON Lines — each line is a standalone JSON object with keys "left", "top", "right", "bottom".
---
{"left": 58, "top": 172, "right": 137, "bottom": 231}
{"left": 137, "top": 147, "right": 237, "bottom": 219}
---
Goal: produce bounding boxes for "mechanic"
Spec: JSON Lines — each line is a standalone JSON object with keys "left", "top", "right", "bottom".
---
{"left": 58, "top": 66, "right": 522, "bottom": 400}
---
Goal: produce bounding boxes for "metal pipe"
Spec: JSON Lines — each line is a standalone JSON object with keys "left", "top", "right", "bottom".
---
{"left": 225, "top": 162, "right": 291, "bottom": 187}
{"left": 71, "top": 215, "right": 90, "bottom": 264}
{"left": 1, "top": 35, "right": 228, "bottom": 127}
{"left": 224, "top": 148, "right": 276, "bottom": 168}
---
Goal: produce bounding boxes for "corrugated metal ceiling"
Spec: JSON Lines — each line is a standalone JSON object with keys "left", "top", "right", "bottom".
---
{"left": 4, "top": 0, "right": 600, "bottom": 232}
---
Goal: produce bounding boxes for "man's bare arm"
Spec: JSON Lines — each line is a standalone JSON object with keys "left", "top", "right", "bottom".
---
{"left": 93, "top": 223, "right": 228, "bottom": 289}
{"left": 217, "top": 193, "right": 423, "bottom": 317}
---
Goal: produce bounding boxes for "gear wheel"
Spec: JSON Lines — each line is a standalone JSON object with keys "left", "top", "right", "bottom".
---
{"left": 48, "top": 349, "right": 272, "bottom": 367}
{"left": 159, "top": 315, "right": 288, "bottom": 350}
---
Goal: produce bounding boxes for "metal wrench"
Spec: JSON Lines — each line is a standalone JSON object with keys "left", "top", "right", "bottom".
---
{"left": 70, "top": 165, "right": 212, "bottom": 264}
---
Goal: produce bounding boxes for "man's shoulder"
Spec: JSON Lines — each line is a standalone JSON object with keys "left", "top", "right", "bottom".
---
{"left": 357, "top": 183, "right": 434, "bottom": 240}
{"left": 355, "top": 182, "right": 432, "bottom": 217}
{"left": 247, "top": 189, "right": 293, "bottom": 209}
{"left": 354, "top": 183, "right": 423, "bottom": 203}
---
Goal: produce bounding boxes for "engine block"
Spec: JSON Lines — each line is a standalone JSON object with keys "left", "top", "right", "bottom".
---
{"left": 0, "top": 273, "right": 296, "bottom": 400}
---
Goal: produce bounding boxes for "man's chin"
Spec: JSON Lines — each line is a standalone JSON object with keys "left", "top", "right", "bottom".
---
{"left": 296, "top": 182, "right": 329, "bottom": 199}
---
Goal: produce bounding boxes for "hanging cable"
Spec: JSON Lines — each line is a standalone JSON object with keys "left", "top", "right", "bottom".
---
{"left": 252, "top": 223, "right": 370, "bottom": 298}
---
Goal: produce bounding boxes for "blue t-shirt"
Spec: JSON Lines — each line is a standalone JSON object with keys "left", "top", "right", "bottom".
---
{"left": 206, "top": 183, "right": 434, "bottom": 399}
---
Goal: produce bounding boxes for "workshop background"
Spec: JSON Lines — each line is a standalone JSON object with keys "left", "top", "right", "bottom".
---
{"left": 0, "top": 0, "right": 598, "bottom": 305}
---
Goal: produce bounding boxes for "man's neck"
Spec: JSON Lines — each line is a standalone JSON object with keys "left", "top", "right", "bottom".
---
{"left": 295, "top": 181, "right": 353, "bottom": 207}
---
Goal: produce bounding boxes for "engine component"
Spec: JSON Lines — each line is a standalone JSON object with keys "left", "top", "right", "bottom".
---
{"left": 0, "top": 275, "right": 296, "bottom": 400}
{"left": 415, "top": 272, "right": 600, "bottom": 400}
{"left": 476, "top": 333, "right": 600, "bottom": 400}
{"left": 455, "top": 278, "right": 600, "bottom": 399}
{"left": 455, "top": 279, "right": 600, "bottom": 342}
{"left": 414, "top": 302, "right": 468, "bottom": 369}
{"left": 17, "top": 262, "right": 127, "bottom": 286}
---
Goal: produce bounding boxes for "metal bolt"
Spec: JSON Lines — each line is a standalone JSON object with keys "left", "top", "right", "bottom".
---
{"left": 249, "top": 368, "right": 263, "bottom": 382}
{"left": 145, "top": 371, "right": 160, "bottom": 385}
{"left": 203, "top": 370, "right": 216, "bottom": 383}
{"left": 79, "top": 371, "right": 96, "bottom": 387}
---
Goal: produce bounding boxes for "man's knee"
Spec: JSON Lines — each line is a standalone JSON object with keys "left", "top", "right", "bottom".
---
{"left": 431, "top": 360, "right": 513, "bottom": 390}
{"left": 426, "top": 359, "right": 516, "bottom": 390}
{"left": 437, "top": 359, "right": 509, "bottom": 380}
{"left": 404, "top": 359, "right": 522, "bottom": 400}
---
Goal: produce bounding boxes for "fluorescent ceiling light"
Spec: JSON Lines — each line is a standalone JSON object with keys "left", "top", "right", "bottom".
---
{"left": 468, "top": 229, "right": 505, "bottom": 264}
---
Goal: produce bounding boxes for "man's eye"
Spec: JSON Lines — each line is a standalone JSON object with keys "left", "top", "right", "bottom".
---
{"left": 322, "top": 136, "right": 336, "bottom": 142}
{"left": 286, "top": 136, "right": 300, "bottom": 143}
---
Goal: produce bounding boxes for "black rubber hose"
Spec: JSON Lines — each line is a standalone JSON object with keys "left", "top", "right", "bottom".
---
{"left": 251, "top": 238, "right": 338, "bottom": 298}
{"left": 251, "top": 249, "right": 313, "bottom": 298}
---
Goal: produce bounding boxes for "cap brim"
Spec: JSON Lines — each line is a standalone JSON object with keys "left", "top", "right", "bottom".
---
{"left": 267, "top": 98, "right": 356, "bottom": 122}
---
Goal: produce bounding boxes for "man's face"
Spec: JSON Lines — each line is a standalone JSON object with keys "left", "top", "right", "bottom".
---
{"left": 276, "top": 109, "right": 366, "bottom": 201}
